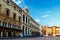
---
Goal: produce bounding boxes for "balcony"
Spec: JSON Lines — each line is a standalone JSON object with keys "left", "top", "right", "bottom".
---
{"left": 0, "top": 21, "right": 21, "bottom": 30}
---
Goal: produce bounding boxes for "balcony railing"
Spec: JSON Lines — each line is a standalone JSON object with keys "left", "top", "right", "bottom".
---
{"left": 0, "top": 21, "right": 21, "bottom": 30}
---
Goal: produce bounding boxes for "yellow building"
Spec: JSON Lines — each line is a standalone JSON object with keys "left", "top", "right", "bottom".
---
{"left": 42, "top": 25, "right": 60, "bottom": 36}
{"left": 0, "top": 0, "right": 40, "bottom": 37}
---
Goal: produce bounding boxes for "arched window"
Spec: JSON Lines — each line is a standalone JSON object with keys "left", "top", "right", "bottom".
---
{"left": 14, "top": 5, "right": 16, "bottom": 10}
{"left": 2, "top": 21, "right": 7, "bottom": 27}
{"left": 7, "top": 0, "right": 10, "bottom": 4}
{"left": 13, "top": 13, "right": 16, "bottom": 19}
{"left": 23, "top": 14, "right": 25, "bottom": 22}
{"left": 6, "top": 8, "right": 10, "bottom": 16}
{"left": 0, "top": 21, "right": 1, "bottom": 26}
{"left": 26, "top": 17, "right": 27, "bottom": 23}
{"left": 0, "top": 4, "right": 2, "bottom": 12}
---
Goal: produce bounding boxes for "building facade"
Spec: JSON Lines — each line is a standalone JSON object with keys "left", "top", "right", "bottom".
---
{"left": 0, "top": 0, "right": 40, "bottom": 37}
{"left": 42, "top": 25, "right": 60, "bottom": 36}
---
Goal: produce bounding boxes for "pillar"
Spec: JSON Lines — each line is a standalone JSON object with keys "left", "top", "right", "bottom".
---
{"left": 20, "top": 24, "right": 23, "bottom": 37}
{"left": 6, "top": 32, "right": 8, "bottom": 37}
{"left": 25, "top": 16, "right": 26, "bottom": 24}
{"left": 26, "top": 27, "right": 27, "bottom": 36}
{"left": 21, "top": 26, "right": 27, "bottom": 37}
{"left": 29, "top": 29, "right": 31, "bottom": 36}
{"left": 22, "top": 26, "right": 25, "bottom": 37}
{"left": 1, "top": 21, "right": 3, "bottom": 26}
{"left": 46, "top": 29, "right": 48, "bottom": 36}
{"left": 15, "top": 32, "right": 18, "bottom": 37}
{"left": 52, "top": 27, "right": 56, "bottom": 36}
{"left": 1, "top": 32, "right": 3, "bottom": 37}
{"left": 24, "top": 27, "right": 26, "bottom": 36}
{"left": 6, "top": 23, "right": 8, "bottom": 27}
{"left": 46, "top": 32, "right": 48, "bottom": 36}
{"left": 21, "top": 13, "right": 23, "bottom": 22}
{"left": 27, "top": 27, "right": 28, "bottom": 36}
{"left": 11, "top": 32, "right": 14, "bottom": 37}
{"left": 18, "top": 32, "right": 21, "bottom": 37}
{"left": 28, "top": 28, "right": 29, "bottom": 36}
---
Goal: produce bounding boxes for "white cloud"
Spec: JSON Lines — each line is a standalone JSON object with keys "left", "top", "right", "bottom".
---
{"left": 42, "top": 15, "right": 49, "bottom": 18}
{"left": 13, "top": 0, "right": 23, "bottom": 5}
{"left": 16, "top": 0, "right": 21, "bottom": 4}
{"left": 35, "top": 19, "right": 41, "bottom": 23}
{"left": 12, "top": 0, "right": 25, "bottom": 8}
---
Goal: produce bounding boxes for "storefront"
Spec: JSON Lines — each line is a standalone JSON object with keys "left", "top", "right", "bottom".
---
{"left": 0, "top": 27, "right": 22, "bottom": 37}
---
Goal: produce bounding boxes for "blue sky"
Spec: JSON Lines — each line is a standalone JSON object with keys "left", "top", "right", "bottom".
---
{"left": 13, "top": 0, "right": 60, "bottom": 26}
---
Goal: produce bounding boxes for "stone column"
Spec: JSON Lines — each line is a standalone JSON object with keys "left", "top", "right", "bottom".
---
{"left": 26, "top": 27, "right": 28, "bottom": 37}
{"left": 28, "top": 28, "right": 29, "bottom": 36}
{"left": 29, "top": 29, "right": 31, "bottom": 36}
{"left": 27, "top": 27, "right": 28, "bottom": 36}
{"left": 6, "top": 23, "right": 8, "bottom": 27}
{"left": 52, "top": 27, "right": 56, "bottom": 36}
{"left": 21, "top": 26, "right": 27, "bottom": 37}
{"left": 46, "top": 32, "right": 48, "bottom": 36}
{"left": 20, "top": 24, "right": 23, "bottom": 37}
{"left": 1, "top": 32, "right": 3, "bottom": 37}
{"left": 24, "top": 26, "right": 26, "bottom": 37}
{"left": 21, "top": 13, "right": 23, "bottom": 22}
{"left": 46, "top": 28, "right": 48, "bottom": 36}
{"left": 25, "top": 16, "right": 26, "bottom": 24}
{"left": 11, "top": 32, "right": 14, "bottom": 37}
{"left": 1, "top": 21, "right": 3, "bottom": 26}
{"left": 17, "top": 32, "right": 20, "bottom": 37}
{"left": 25, "top": 27, "right": 27, "bottom": 37}
{"left": 21, "top": 26, "right": 25, "bottom": 37}
{"left": 0, "top": 21, "right": 1, "bottom": 26}
{"left": 6, "top": 32, "right": 8, "bottom": 37}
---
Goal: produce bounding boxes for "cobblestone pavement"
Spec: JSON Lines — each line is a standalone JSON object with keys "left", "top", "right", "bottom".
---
{"left": 0, "top": 37, "right": 60, "bottom": 40}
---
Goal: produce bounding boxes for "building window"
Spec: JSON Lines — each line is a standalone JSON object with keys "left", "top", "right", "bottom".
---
{"left": 28, "top": 19, "right": 30, "bottom": 24}
{"left": 6, "top": 9, "right": 10, "bottom": 16}
{"left": 23, "top": 15, "right": 25, "bottom": 22}
{"left": 13, "top": 13, "right": 16, "bottom": 19}
{"left": 19, "top": 16, "right": 21, "bottom": 22}
{"left": 0, "top": 4, "right": 1, "bottom": 12}
{"left": 19, "top": 10, "right": 22, "bottom": 14}
{"left": 19, "top": 10, "right": 20, "bottom": 12}
{"left": 23, "top": 26, "right": 24, "bottom": 37}
{"left": 26, "top": 17, "right": 27, "bottom": 23}
{"left": 14, "top": 5, "right": 16, "bottom": 10}
{"left": 0, "top": 21, "right": 1, "bottom": 26}
{"left": 3, "top": 22, "right": 5, "bottom": 27}
{"left": 12, "top": 25, "right": 17, "bottom": 29}
{"left": 7, "top": 0, "right": 10, "bottom": 4}
{"left": 8, "top": 23, "right": 11, "bottom": 28}
{"left": 3, "top": 22, "right": 7, "bottom": 27}
{"left": 18, "top": 26, "right": 21, "bottom": 29}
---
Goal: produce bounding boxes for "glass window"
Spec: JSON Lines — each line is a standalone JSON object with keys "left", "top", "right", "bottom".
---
{"left": 14, "top": 6, "right": 16, "bottom": 9}
{"left": 7, "top": 0, "right": 10, "bottom": 3}
{"left": 13, "top": 13, "right": 16, "bottom": 19}
{"left": 28, "top": 19, "right": 30, "bottom": 24}
{"left": 3, "top": 22, "right": 5, "bottom": 27}
{"left": 6, "top": 9, "right": 10, "bottom": 16}
{"left": 3, "top": 22, "right": 7, "bottom": 27}
{"left": 23, "top": 15, "right": 25, "bottom": 22}
{"left": 0, "top": 21, "right": 1, "bottom": 26}
{"left": 26, "top": 17, "right": 27, "bottom": 23}
{"left": 8, "top": 23, "right": 11, "bottom": 28}
{"left": 0, "top": 4, "right": 1, "bottom": 12}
